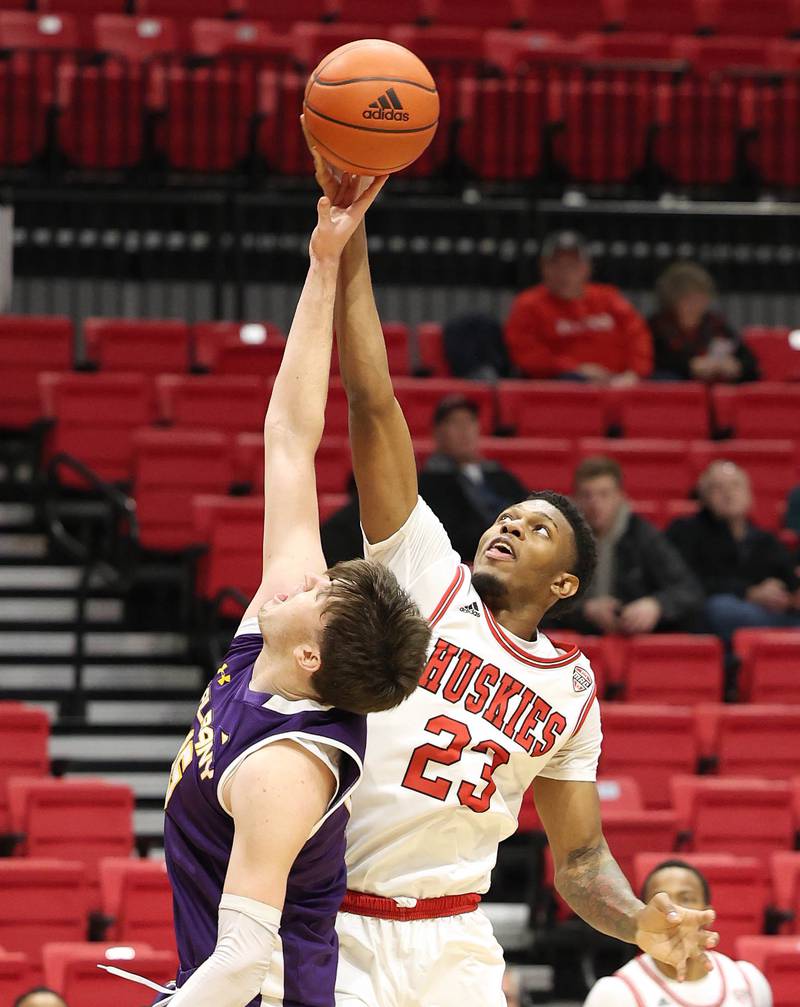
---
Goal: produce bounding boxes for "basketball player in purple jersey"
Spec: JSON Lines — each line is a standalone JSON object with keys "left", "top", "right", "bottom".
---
{"left": 105, "top": 180, "right": 431, "bottom": 1007}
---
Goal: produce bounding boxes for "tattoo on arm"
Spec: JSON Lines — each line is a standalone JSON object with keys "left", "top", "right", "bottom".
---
{"left": 555, "top": 840, "right": 645, "bottom": 943}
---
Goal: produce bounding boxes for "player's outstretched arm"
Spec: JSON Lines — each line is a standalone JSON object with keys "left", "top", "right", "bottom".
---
{"left": 307, "top": 142, "right": 418, "bottom": 546}
{"left": 242, "top": 177, "right": 387, "bottom": 620}
{"left": 533, "top": 777, "right": 719, "bottom": 981}
{"left": 162, "top": 741, "right": 335, "bottom": 1006}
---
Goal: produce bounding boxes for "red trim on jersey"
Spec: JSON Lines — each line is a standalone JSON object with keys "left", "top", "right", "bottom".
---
{"left": 734, "top": 959, "right": 756, "bottom": 1006}
{"left": 428, "top": 566, "right": 465, "bottom": 629}
{"left": 479, "top": 599, "right": 579, "bottom": 668}
{"left": 340, "top": 890, "right": 480, "bottom": 921}
{"left": 571, "top": 685, "right": 597, "bottom": 738}
{"left": 635, "top": 954, "right": 728, "bottom": 1007}
{"left": 615, "top": 973, "right": 646, "bottom": 1007}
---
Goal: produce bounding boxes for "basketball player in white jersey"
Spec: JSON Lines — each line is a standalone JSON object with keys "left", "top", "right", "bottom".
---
{"left": 304, "top": 147, "right": 719, "bottom": 1007}
{"left": 584, "top": 860, "right": 771, "bottom": 1006}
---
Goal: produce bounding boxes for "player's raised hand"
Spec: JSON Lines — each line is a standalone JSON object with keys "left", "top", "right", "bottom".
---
{"left": 301, "top": 114, "right": 374, "bottom": 207}
{"left": 634, "top": 891, "right": 718, "bottom": 981}
{"left": 309, "top": 176, "right": 388, "bottom": 264}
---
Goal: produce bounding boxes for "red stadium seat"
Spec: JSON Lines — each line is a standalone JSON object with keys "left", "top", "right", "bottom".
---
{"left": 191, "top": 320, "right": 284, "bottom": 372}
{"left": 138, "top": 0, "right": 244, "bottom": 19}
{"left": 733, "top": 936, "right": 800, "bottom": 1007}
{"left": 0, "top": 315, "right": 72, "bottom": 429}
{"left": 0, "top": 703, "right": 49, "bottom": 832}
{"left": 377, "top": 322, "right": 411, "bottom": 377}
{"left": 190, "top": 18, "right": 292, "bottom": 56}
{"left": 498, "top": 382, "right": 608, "bottom": 438}
{"left": 8, "top": 779, "right": 134, "bottom": 886}
{"left": 132, "top": 429, "right": 233, "bottom": 551}
{"left": 688, "top": 439, "right": 796, "bottom": 505}
{"left": 630, "top": 498, "right": 665, "bottom": 527}
{"left": 576, "top": 32, "right": 673, "bottom": 60}
{"left": 578, "top": 438, "right": 693, "bottom": 498}
{"left": 0, "top": 860, "right": 87, "bottom": 961}
{"left": 337, "top": 0, "right": 423, "bottom": 23}
{"left": 427, "top": 0, "right": 525, "bottom": 27}
{"left": 291, "top": 22, "right": 381, "bottom": 68}
{"left": 93, "top": 14, "right": 178, "bottom": 63}
{"left": 620, "top": 635, "right": 723, "bottom": 704}
{"left": 84, "top": 317, "right": 190, "bottom": 375}
{"left": 518, "top": 774, "right": 643, "bottom": 832}
{"left": 39, "top": 372, "right": 156, "bottom": 485}
{"left": 712, "top": 384, "right": 800, "bottom": 438}
{"left": 742, "top": 327, "right": 800, "bottom": 382}
{"left": 416, "top": 322, "right": 449, "bottom": 377}
{"left": 695, "top": 705, "right": 800, "bottom": 780}
{"left": 610, "top": 383, "right": 709, "bottom": 439}
{"left": 38, "top": 0, "right": 124, "bottom": 14}
{"left": 243, "top": 0, "right": 330, "bottom": 29}
{"left": 712, "top": 0, "right": 800, "bottom": 38}
{"left": 0, "top": 949, "right": 33, "bottom": 1003}
{"left": 254, "top": 64, "right": 308, "bottom": 175}
{"left": 0, "top": 11, "right": 79, "bottom": 48}
{"left": 478, "top": 437, "right": 575, "bottom": 495}
{"left": 192, "top": 494, "right": 262, "bottom": 613}
{"left": 318, "top": 492, "right": 349, "bottom": 522}
{"left": 315, "top": 436, "right": 352, "bottom": 493}
{"left": 44, "top": 942, "right": 177, "bottom": 1007}
{"left": 526, "top": 0, "right": 620, "bottom": 33}
{"left": 483, "top": 29, "right": 593, "bottom": 73}
{"left": 599, "top": 705, "right": 697, "bottom": 809}
{"left": 634, "top": 853, "right": 767, "bottom": 956}
{"left": 392, "top": 378, "right": 495, "bottom": 437}
{"left": 156, "top": 375, "right": 267, "bottom": 434}
{"left": 664, "top": 498, "right": 699, "bottom": 524}
{"left": 734, "top": 630, "right": 800, "bottom": 703}
{"left": 389, "top": 25, "right": 485, "bottom": 61}
{"left": 671, "top": 775, "right": 793, "bottom": 865}
{"left": 671, "top": 36, "right": 773, "bottom": 75}
{"left": 602, "top": 809, "right": 678, "bottom": 886}
{"left": 99, "top": 858, "right": 175, "bottom": 950}
{"left": 770, "top": 851, "right": 800, "bottom": 934}
{"left": 211, "top": 339, "right": 287, "bottom": 378}
{"left": 618, "top": 0, "right": 712, "bottom": 33}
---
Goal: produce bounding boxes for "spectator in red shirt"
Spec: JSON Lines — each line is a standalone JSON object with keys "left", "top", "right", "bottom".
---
{"left": 505, "top": 231, "right": 653, "bottom": 385}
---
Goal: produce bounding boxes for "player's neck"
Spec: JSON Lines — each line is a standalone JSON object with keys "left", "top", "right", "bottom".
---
{"left": 491, "top": 603, "right": 544, "bottom": 642}
{"left": 251, "top": 647, "right": 309, "bottom": 702}
{"left": 652, "top": 956, "right": 709, "bottom": 983}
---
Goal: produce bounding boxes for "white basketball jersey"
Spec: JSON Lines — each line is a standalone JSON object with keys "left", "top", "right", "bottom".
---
{"left": 345, "top": 498, "right": 602, "bottom": 899}
{"left": 584, "top": 952, "right": 772, "bottom": 1007}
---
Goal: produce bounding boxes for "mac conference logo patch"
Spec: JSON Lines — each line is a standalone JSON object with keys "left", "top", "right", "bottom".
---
{"left": 572, "top": 666, "right": 592, "bottom": 692}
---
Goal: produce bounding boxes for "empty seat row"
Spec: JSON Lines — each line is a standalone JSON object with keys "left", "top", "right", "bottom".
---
{"left": 0, "top": 703, "right": 49, "bottom": 832}
{"left": 8, "top": 0, "right": 800, "bottom": 38}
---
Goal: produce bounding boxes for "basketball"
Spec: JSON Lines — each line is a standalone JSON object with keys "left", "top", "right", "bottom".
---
{"left": 303, "top": 39, "right": 440, "bottom": 176}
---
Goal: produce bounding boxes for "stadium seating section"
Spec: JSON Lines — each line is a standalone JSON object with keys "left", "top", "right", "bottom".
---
{"left": 1, "top": 3, "right": 800, "bottom": 187}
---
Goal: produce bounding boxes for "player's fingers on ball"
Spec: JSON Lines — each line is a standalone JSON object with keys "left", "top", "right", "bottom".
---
{"left": 355, "top": 174, "right": 388, "bottom": 210}
{"left": 703, "top": 930, "right": 719, "bottom": 949}
{"left": 653, "top": 891, "right": 681, "bottom": 922}
{"left": 699, "top": 952, "right": 713, "bottom": 973}
{"left": 702, "top": 909, "right": 716, "bottom": 926}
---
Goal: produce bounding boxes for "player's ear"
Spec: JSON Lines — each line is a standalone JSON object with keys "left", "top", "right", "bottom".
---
{"left": 293, "top": 642, "right": 322, "bottom": 676}
{"left": 551, "top": 572, "right": 579, "bottom": 600}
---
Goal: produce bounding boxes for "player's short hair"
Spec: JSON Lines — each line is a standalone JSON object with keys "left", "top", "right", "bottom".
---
{"left": 527, "top": 490, "right": 597, "bottom": 608}
{"left": 640, "top": 859, "right": 712, "bottom": 906}
{"left": 13, "top": 989, "right": 68, "bottom": 1007}
{"left": 573, "top": 455, "right": 624, "bottom": 489}
{"left": 314, "top": 559, "right": 431, "bottom": 715}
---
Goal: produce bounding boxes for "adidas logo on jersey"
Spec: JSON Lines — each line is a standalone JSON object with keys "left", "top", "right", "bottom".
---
{"left": 572, "top": 665, "right": 592, "bottom": 692}
{"left": 459, "top": 601, "right": 480, "bottom": 617}
{"left": 363, "top": 87, "right": 410, "bottom": 121}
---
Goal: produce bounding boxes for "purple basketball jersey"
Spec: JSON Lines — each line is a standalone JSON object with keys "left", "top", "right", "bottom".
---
{"left": 163, "top": 630, "right": 366, "bottom": 1007}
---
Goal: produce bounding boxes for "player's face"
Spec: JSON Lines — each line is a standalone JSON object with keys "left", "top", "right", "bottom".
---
{"left": 574, "top": 475, "right": 625, "bottom": 536}
{"left": 472, "top": 499, "right": 579, "bottom": 608}
{"left": 644, "top": 866, "right": 707, "bottom": 910}
{"left": 257, "top": 572, "right": 332, "bottom": 645}
{"left": 541, "top": 250, "right": 590, "bottom": 300}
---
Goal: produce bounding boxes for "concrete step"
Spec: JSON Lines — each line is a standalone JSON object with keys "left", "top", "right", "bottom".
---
{"left": 68, "top": 770, "right": 167, "bottom": 801}
{"left": 0, "top": 597, "right": 123, "bottom": 624}
{"left": 0, "top": 566, "right": 90, "bottom": 590}
{"left": 0, "top": 533, "right": 47, "bottom": 559}
{"left": 0, "top": 663, "right": 202, "bottom": 694}
{"left": 134, "top": 807, "right": 165, "bottom": 839}
{"left": 50, "top": 732, "right": 184, "bottom": 762}
{"left": 0, "top": 503, "right": 36, "bottom": 529}
{"left": 0, "top": 630, "right": 188, "bottom": 658}
{"left": 87, "top": 699, "right": 196, "bottom": 726}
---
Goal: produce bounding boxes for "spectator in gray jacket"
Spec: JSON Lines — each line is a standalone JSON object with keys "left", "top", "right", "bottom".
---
{"left": 556, "top": 456, "right": 703, "bottom": 634}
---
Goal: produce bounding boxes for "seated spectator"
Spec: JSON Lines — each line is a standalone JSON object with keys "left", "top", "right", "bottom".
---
{"left": 648, "top": 262, "right": 759, "bottom": 383}
{"left": 505, "top": 231, "right": 652, "bottom": 385}
{"left": 442, "top": 312, "right": 512, "bottom": 381}
{"left": 559, "top": 457, "right": 702, "bottom": 635}
{"left": 786, "top": 484, "right": 800, "bottom": 535}
{"left": 668, "top": 460, "right": 800, "bottom": 642}
{"left": 418, "top": 394, "right": 528, "bottom": 559}
{"left": 14, "top": 991, "right": 69, "bottom": 1007}
{"left": 320, "top": 474, "right": 362, "bottom": 567}
{"left": 583, "top": 859, "right": 771, "bottom": 1006}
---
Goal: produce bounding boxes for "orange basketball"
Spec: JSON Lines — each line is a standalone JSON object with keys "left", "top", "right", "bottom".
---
{"left": 303, "top": 39, "right": 439, "bottom": 176}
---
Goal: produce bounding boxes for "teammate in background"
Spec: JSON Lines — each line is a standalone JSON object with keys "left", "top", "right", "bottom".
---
{"left": 584, "top": 860, "right": 772, "bottom": 1006}
{"left": 306, "top": 148, "right": 718, "bottom": 1007}
{"left": 105, "top": 179, "right": 431, "bottom": 1007}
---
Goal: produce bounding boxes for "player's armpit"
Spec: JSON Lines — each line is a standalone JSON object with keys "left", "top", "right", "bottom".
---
{"left": 533, "top": 777, "right": 643, "bottom": 944}
{"left": 224, "top": 740, "right": 336, "bottom": 908}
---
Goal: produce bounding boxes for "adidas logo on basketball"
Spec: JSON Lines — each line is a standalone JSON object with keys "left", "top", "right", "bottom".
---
{"left": 363, "top": 86, "right": 410, "bottom": 121}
